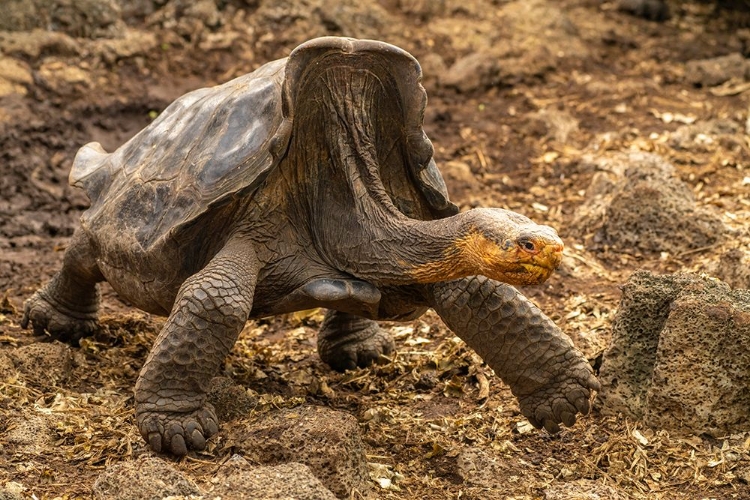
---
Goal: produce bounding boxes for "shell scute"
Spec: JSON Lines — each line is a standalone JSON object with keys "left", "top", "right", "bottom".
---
{"left": 71, "top": 59, "right": 288, "bottom": 250}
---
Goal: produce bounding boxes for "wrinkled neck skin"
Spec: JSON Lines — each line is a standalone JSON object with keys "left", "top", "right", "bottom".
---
{"left": 274, "top": 65, "right": 481, "bottom": 286}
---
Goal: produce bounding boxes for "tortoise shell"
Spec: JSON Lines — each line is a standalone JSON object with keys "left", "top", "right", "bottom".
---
{"left": 69, "top": 37, "right": 457, "bottom": 251}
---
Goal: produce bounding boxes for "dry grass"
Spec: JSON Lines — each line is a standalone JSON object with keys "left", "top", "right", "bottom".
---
{"left": 7, "top": 309, "right": 746, "bottom": 499}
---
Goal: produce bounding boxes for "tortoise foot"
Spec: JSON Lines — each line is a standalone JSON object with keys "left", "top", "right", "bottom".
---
{"left": 516, "top": 360, "right": 601, "bottom": 434}
{"left": 318, "top": 314, "right": 395, "bottom": 372}
{"left": 136, "top": 403, "right": 219, "bottom": 456}
{"left": 21, "top": 290, "right": 99, "bottom": 343}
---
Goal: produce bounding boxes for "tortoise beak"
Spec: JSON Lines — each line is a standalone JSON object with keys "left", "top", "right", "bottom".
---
{"left": 541, "top": 241, "right": 564, "bottom": 270}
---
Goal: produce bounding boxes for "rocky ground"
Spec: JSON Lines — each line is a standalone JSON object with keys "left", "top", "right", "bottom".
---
{"left": 1, "top": 0, "right": 749, "bottom": 498}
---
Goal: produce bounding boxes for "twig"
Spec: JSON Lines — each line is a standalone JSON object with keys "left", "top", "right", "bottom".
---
{"left": 676, "top": 243, "right": 721, "bottom": 258}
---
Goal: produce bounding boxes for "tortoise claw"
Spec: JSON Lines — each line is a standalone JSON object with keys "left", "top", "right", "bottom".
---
{"left": 137, "top": 404, "right": 218, "bottom": 456}
{"left": 22, "top": 290, "right": 99, "bottom": 343}
{"left": 518, "top": 362, "right": 599, "bottom": 434}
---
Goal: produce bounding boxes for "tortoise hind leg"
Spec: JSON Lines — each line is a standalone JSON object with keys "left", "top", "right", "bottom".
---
{"left": 317, "top": 311, "right": 395, "bottom": 371}
{"left": 22, "top": 230, "right": 103, "bottom": 343}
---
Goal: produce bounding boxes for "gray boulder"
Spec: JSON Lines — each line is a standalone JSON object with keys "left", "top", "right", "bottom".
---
{"left": 93, "top": 456, "right": 200, "bottom": 499}
{"left": 206, "top": 455, "right": 338, "bottom": 500}
{"left": 7, "top": 342, "right": 75, "bottom": 387}
{"left": 686, "top": 53, "right": 750, "bottom": 88}
{"left": 0, "top": 0, "right": 124, "bottom": 38}
{"left": 93, "top": 453, "right": 339, "bottom": 499}
{"left": 598, "top": 271, "right": 750, "bottom": 437}
{"left": 226, "top": 406, "right": 370, "bottom": 499}
{"left": 573, "top": 152, "right": 726, "bottom": 256}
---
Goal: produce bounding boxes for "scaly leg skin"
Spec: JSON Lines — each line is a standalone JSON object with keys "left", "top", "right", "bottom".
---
{"left": 135, "top": 239, "right": 258, "bottom": 456}
{"left": 428, "top": 276, "right": 600, "bottom": 433}
{"left": 317, "top": 310, "right": 395, "bottom": 371}
{"left": 22, "top": 230, "right": 103, "bottom": 343}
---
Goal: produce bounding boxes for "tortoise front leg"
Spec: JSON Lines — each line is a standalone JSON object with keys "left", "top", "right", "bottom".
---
{"left": 428, "top": 276, "right": 600, "bottom": 433}
{"left": 135, "top": 238, "right": 258, "bottom": 456}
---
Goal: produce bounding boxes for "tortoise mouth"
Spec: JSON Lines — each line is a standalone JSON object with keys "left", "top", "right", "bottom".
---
{"left": 493, "top": 263, "right": 556, "bottom": 286}
{"left": 488, "top": 241, "right": 564, "bottom": 286}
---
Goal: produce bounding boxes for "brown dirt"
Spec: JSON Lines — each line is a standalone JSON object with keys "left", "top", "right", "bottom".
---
{"left": 1, "top": 0, "right": 749, "bottom": 498}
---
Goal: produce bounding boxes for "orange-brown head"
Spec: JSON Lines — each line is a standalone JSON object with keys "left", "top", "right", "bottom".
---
{"left": 401, "top": 208, "right": 563, "bottom": 285}
{"left": 459, "top": 208, "right": 564, "bottom": 285}
{"left": 407, "top": 208, "right": 564, "bottom": 286}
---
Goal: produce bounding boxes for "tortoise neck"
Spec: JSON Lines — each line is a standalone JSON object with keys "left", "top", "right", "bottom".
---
{"left": 318, "top": 210, "right": 481, "bottom": 286}
{"left": 280, "top": 64, "right": 486, "bottom": 285}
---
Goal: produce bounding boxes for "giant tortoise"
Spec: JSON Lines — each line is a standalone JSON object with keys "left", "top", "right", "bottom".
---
{"left": 23, "top": 37, "right": 599, "bottom": 456}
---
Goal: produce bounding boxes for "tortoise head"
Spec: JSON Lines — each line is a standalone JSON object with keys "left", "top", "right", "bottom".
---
{"left": 455, "top": 208, "right": 564, "bottom": 286}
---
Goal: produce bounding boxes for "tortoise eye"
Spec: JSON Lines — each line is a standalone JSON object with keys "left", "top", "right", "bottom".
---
{"left": 519, "top": 239, "right": 536, "bottom": 252}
